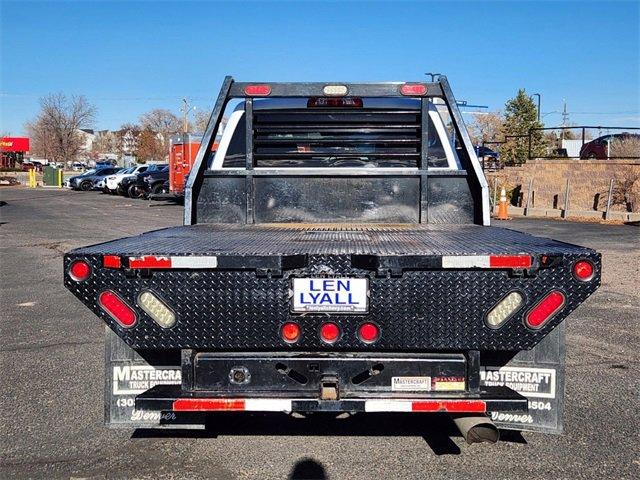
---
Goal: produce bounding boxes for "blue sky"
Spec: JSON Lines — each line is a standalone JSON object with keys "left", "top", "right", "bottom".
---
{"left": 1, "top": 0, "right": 639, "bottom": 135}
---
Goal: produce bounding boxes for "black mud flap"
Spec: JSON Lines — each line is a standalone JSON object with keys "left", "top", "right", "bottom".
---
{"left": 104, "top": 325, "right": 566, "bottom": 434}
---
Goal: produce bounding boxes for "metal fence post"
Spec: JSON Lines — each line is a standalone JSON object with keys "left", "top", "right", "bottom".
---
{"left": 562, "top": 178, "right": 570, "bottom": 219}
{"left": 525, "top": 178, "right": 533, "bottom": 215}
{"left": 605, "top": 178, "right": 614, "bottom": 220}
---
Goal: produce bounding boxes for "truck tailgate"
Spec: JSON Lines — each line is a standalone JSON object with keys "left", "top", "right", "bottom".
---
{"left": 64, "top": 223, "right": 600, "bottom": 351}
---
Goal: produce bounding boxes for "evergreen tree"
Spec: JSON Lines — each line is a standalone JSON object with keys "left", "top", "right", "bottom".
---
{"left": 502, "top": 89, "right": 545, "bottom": 164}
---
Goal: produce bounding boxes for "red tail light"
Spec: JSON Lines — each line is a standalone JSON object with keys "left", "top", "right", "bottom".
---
{"left": 244, "top": 84, "right": 271, "bottom": 96}
{"left": 281, "top": 322, "right": 301, "bottom": 343}
{"left": 320, "top": 322, "right": 340, "bottom": 344}
{"left": 69, "top": 260, "right": 91, "bottom": 282}
{"left": 573, "top": 259, "right": 594, "bottom": 281}
{"left": 525, "top": 291, "right": 565, "bottom": 329}
{"left": 99, "top": 291, "right": 137, "bottom": 327}
{"left": 400, "top": 83, "right": 428, "bottom": 96}
{"left": 358, "top": 323, "right": 379, "bottom": 343}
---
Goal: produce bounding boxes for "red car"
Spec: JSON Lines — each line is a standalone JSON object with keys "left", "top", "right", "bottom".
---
{"left": 579, "top": 132, "right": 640, "bottom": 159}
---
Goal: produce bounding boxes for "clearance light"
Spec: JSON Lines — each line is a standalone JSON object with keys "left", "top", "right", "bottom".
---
{"left": 99, "top": 291, "right": 137, "bottom": 327}
{"left": 137, "top": 291, "right": 176, "bottom": 328}
{"left": 525, "top": 291, "right": 565, "bottom": 329}
{"left": 69, "top": 260, "right": 91, "bottom": 282}
{"left": 244, "top": 84, "right": 271, "bottom": 96}
{"left": 281, "top": 322, "right": 301, "bottom": 343}
{"left": 323, "top": 85, "right": 348, "bottom": 96}
{"left": 400, "top": 83, "right": 428, "bottom": 96}
{"left": 486, "top": 292, "right": 524, "bottom": 328}
{"left": 320, "top": 322, "right": 340, "bottom": 344}
{"left": 573, "top": 259, "right": 595, "bottom": 281}
{"left": 358, "top": 323, "right": 380, "bottom": 343}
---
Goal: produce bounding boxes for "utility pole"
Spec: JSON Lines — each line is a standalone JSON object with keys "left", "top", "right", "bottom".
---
{"left": 180, "top": 98, "right": 196, "bottom": 134}
{"left": 532, "top": 93, "right": 541, "bottom": 122}
{"left": 561, "top": 99, "right": 569, "bottom": 141}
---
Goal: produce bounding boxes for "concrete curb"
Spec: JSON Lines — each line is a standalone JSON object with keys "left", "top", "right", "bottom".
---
{"left": 504, "top": 206, "right": 640, "bottom": 223}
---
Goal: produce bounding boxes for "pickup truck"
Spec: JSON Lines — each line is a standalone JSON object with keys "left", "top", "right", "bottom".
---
{"left": 64, "top": 77, "right": 600, "bottom": 443}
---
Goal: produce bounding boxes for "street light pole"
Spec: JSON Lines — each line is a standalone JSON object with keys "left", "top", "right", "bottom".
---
{"left": 532, "top": 93, "right": 541, "bottom": 122}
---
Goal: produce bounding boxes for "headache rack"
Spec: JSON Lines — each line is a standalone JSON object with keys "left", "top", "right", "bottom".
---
{"left": 185, "top": 77, "right": 491, "bottom": 227}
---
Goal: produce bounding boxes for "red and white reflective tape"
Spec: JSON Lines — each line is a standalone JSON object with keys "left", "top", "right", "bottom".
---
{"left": 127, "top": 255, "right": 218, "bottom": 269}
{"left": 172, "top": 398, "right": 292, "bottom": 412}
{"left": 441, "top": 255, "right": 532, "bottom": 269}
{"left": 365, "top": 399, "right": 486, "bottom": 413}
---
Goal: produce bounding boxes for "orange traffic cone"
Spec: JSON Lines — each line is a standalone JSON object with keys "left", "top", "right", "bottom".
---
{"left": 496, "top": 187, "right": 509, "bottom": 220}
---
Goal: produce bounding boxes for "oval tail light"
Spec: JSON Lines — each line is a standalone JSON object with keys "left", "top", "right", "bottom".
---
{"left": 244, "top": 84, "right": 271, "bottom": 96}
{"left": 99, "top": 290, "right": 137, "bottom": 327}
{"left": 400, "top": 83, "right": 428, "bottom": 96}
{"left": 525, "top": 291, "right": 565, "bottom": 329}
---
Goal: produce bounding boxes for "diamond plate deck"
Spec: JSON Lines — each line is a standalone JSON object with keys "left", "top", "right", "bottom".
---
{"left": 65, "top": 224, "right": 600, "bottom": 352}
{"left": 70, "top": 223, "right": 592, "bottom": 256}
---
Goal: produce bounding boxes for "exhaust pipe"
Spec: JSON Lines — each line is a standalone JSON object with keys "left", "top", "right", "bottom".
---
{"left": 452, "top": 414, "right": 500, "bottom": 444}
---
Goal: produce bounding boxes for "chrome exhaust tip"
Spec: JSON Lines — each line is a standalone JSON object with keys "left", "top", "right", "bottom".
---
{"left": 452, "top": 414, "right": 500, "bottom": 444}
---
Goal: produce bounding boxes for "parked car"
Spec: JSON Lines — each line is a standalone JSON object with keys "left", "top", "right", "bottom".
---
{"left": 579, "top": 132, "right": 640, "bottom": 159}
{"left": 105, "top": 165, "right": 156, "bottom": 194}
{"left": 66, "top": 167, "right": 123, "bottom": 191}
{"left": 475, "top": 146, "right": 499, "bottom": 160}
{"left": 118, "top": 165, "right": 169, "bottom": 198}
{"left": 71, "top": 162, "right": 87, "bottom": 171}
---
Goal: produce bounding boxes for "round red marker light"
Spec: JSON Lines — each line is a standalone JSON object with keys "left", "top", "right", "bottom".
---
{"left": 573, "top": 260, "right": 594, "bottom": 281}
{"left": 358, "top": 323, "right": 379, "bottom": 343}
{"left": 281, "top": 322, "right": 301, "bottom": 343}
{"left": 69, "top": 260, "right": 91, "bottom": 281}
{"left": 320, "top": 322, "right": 340, "bottom": 344}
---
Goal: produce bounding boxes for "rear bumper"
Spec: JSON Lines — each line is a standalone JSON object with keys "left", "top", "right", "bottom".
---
{"left": 137, "top": 384, "right": 527, "bottom": 414}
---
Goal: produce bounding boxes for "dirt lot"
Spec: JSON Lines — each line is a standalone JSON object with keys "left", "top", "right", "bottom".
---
{"left": 1, "top": 188, "right": 638, "bottom": 480}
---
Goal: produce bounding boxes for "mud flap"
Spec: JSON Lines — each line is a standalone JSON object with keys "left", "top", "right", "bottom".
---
{"left": 105, "top": 325, "right": 565, "bottom": 434}
{"left": 480, "top": 323, "right": 566, "bottom": 434}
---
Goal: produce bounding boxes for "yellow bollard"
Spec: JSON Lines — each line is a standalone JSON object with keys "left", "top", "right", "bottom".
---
{"left": 58, "top": 169, "right": 62, "bottom": 188}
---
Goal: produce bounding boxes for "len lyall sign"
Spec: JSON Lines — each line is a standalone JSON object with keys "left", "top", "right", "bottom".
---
{"left": 1, "top": 137, "right": 30, "bottom": 152}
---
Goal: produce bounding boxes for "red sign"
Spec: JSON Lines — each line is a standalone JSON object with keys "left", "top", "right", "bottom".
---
{"left": 0, "top": 137, "right": 30, "bottom": 152}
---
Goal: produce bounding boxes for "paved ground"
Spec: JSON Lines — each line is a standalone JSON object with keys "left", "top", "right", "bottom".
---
{"left": 1, "top": 188, "right": 638, "bottom": 480}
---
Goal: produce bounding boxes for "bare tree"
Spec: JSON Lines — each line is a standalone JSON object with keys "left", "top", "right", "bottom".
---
{"left": 91, "top": 131, "right": 119, "bottom": 159}
{"left": 26, "top": 93, "right": 96, "bottom": 162}
{"left": 136, "top": 129, "right": 166, "bottom": 162}
{"left": 139, "top": 109, "right": 180, "bottom": 158}
{"left": 467, "top": 111, "right": 504, "bottom": 145}
{"left": 192, "top": 110, "right": 210, "bottom": 134}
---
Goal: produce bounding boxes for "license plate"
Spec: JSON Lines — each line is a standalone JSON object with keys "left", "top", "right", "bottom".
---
{"left": 291, "top": 278, "right": 369, "bottom": 313}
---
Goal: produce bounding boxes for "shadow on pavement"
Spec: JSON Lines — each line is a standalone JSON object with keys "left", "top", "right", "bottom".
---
{"left": 132, "top": 412, "right": 527, "bottom": 456}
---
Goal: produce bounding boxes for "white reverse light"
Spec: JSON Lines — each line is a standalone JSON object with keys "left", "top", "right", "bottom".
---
{"left": 137, "top": 291, "right": 176, "bottom": 328}
{"left": 486, "top": 292, "right": 523, "bottom": 328}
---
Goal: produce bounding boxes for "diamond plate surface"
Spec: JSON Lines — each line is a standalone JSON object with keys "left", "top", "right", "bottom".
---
{"left": 70, "top": 223, "right": 596, "bottom": 257}
{"left": 64, "top": 226, "right": 601, "bottom": 351}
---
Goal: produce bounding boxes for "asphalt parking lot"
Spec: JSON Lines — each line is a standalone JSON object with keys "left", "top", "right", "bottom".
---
{"left": 1, "top": 188, "right": 638, "bottom": 480}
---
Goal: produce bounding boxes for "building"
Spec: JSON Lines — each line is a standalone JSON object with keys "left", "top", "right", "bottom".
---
{"left": 1, "top": 137, "right": 30, "bottom": 168}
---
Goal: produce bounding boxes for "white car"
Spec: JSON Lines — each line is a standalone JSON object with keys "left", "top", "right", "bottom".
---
{"left": 105, "top": 165, "right": 150, "bottom": 194}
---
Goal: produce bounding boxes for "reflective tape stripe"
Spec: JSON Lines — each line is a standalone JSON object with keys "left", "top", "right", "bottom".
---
{"left": 127, "top": 255, "right": 218, "bottom": 269}
{"left": 442, "top": 255, "right": 490, "bottom": 268}
{"left": 365, "top": 399, "right": 486, "bottom": 413}
{"left": 172, "top": 398, "right": 292, "bottom": 412}
{"left": 442, "top": 255, "right": 531, "bottom": 269}
{"left": 170, "top": 256, "right": 218, "bottom": 269}
{"left": 245, "top": 399, "right": 292, "bottom": 412}
{"left": 365, "top": 400, "right": 413, "bottom": 412}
